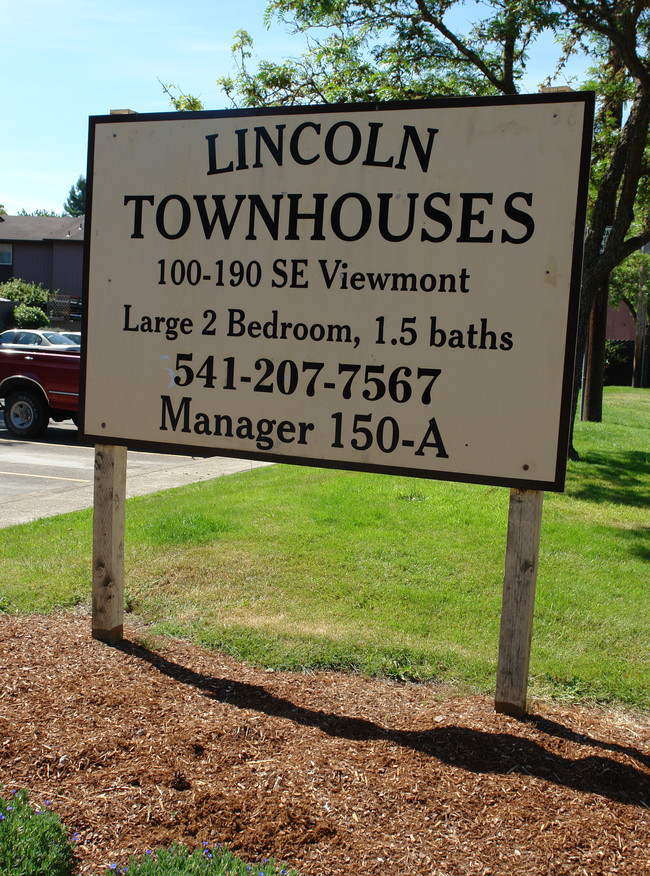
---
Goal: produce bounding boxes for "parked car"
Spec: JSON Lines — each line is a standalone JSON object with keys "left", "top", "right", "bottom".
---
{"left": 0, "top": 347, "right": 80, "bottom": 437}
{"left": 59, "top": 331, "right": 82, "bottom": 344}
{"left": 0, "top": 329, "right": 80, "bottom": 352}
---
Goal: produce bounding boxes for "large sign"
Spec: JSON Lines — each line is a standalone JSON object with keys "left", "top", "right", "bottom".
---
{"left": 82, "top": 95, "right": 593, "bottom": 490}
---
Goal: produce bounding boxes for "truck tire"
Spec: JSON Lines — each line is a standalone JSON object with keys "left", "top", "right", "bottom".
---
{"left": 4, "top": 390, "right": 49, "bottom": 439}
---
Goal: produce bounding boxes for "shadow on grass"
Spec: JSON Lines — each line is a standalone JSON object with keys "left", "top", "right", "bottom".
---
{"left": 614, "top": 524, "right": 650, "bottom": 562}
{"left": 116, "top": 640, "right": 650, "bottom": 808}
{"left": 566, "top": 450, "right": 650, "bottom": 508}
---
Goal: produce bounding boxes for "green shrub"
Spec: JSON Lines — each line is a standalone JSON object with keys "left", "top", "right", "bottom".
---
{"left": 10, "top": 302, "right": 51, "bottom": 328}
{"left": 0, "top": 278, "right": 53, "bottom": 328}
{"left": 604, "top": 339, "right": 628, "bottom": 369}
{"left": 0, "top": 789, "right": 297, "bottom": 876}
{"left": 0, "top": 278, "right": 51, "bottom": 309}
{"left": 105, "top": 842, "right": 299, "bottom": 875}
{"left": 0, "top": 788, "right": 76, "bottom": 876}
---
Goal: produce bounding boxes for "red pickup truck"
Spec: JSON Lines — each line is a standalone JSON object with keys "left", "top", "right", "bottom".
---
{"left": 0, "top": 348, "right": 80, "bottom": 438}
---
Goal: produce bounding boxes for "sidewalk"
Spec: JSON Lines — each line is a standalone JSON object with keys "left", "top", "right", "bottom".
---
{"left": 1, "top": 452, "right": 271, "bottom": 528}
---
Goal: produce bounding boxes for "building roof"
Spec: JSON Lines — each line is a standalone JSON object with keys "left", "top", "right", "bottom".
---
{"left": 0, "top": 215, "right": 84, "bottom": 243}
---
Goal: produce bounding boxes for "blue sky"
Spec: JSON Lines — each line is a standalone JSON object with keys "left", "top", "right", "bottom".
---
{"left": 2, "top": 0, "right": 587, "bottom": 215}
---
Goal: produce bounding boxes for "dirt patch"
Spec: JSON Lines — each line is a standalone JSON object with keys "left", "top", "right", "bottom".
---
{"left": 1, "top": 613, "right": 648, "bottom": 875}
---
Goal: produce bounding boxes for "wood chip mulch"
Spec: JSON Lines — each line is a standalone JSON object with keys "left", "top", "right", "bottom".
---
{"left": 1, "top": 613, "right": 649, "bottom": 875}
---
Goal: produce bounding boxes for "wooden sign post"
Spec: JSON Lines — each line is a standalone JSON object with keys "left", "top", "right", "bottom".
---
{"left": 92, "top": 443, "right": 127, "bottom": 644}
{"left": 495, "top": 489, "right": 544, "bottom": 716}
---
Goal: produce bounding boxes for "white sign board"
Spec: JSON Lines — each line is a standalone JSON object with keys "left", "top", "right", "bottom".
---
{"left": 83, "top": 95, "right": 593, "bottom": 490}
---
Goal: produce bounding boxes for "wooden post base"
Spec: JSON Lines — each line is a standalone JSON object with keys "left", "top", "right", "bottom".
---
{"left": 495, "top": 488, "right": 544, "bottom": 717}
{"left": 92, "top": 444, "right": 127, "bottom": 644}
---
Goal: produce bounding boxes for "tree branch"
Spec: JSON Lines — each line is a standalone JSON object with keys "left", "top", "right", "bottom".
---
{"left": 560, "top": 0, "right": 650, "bottom": 88}
{"left": 612, "top": 228, "right": 650, "bottom": 265}
{"left": 586, "top": 87, "right": 650, "bottom": 290}
{"left": 502, "top": 32, "right": 516, "bottom": 93}
{"left": 412, "top": 0, "right": 514, "bottom": 93}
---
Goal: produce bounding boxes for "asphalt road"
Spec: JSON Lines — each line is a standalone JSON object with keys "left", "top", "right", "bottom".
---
{"left": 0, "top": 415, "right": 268, "bottom": 528}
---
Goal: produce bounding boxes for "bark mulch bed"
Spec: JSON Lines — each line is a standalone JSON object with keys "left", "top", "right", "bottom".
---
{"left": 1, "top": 613, "right": 648, "bottom": 875}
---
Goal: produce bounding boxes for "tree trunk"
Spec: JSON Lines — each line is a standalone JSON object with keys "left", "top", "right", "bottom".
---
{"left": 633, "top": 256, "right": 648, "bottom": 387}
{"left": 581, "top": 280, "right": 609, "bottom": 421}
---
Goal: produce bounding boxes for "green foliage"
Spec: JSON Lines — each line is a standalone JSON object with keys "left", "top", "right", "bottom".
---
{"left": 10, "top": 302, "right": 50, "bottom": 328}
{"left": 0, "top": 277, "right": 50, "bottom": 309}
{"left": 0, "top": 788, "right": 76, "bottom": 876}
{"left": 608, "top": 244, "right": 649, "bottom": 316}
{"left": 160, "top": 81, "right": 205, "bottom": 111}
{"left": 582, "top": 37, "right": 650, "bottom": 224}
{"left": 604, "top": 339, "right": 629, "bottom": 370}
{"left": 178, "top": 0, "right": 566, "bottom": 107}
{"left": 63, "top": 175, "right": 85, "bottom": 217}
{"left": 0, "top": 791, "right": 296, "bottom": 876}
{"left": 217, "top": 9, "right": 512, "bottom": 108}
{"left": 0, "top": 278, "right": 51, "bottom": 327}
{"left": 106, "top": 842, "right": 298, "bottom": 875}
{"left": 17, "top": 208, "right": 61, "bottom": 217}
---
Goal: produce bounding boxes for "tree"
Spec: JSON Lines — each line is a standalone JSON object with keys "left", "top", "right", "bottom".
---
{"left": 18, "top": 208, "right": 61, "bottom": 217}
{"left": 608, "top": 238, "right": 649, "bottom": 321}
{"left": 608, "top": 241, "right": 650, "bottom": 386}
{"left": 563, "top": 1, "right": 650, "bottom": 429}
{"left": 206, "top": 0, "right": 650, "bottom": 457}
{"left": 577, "top": 27, "right": 650, "bottom": 415}
{"left": 63, "top": 176, "right": 86, "bottom": 216}
{"left": 634, "top": 247, "right": 650, "bottom": 386}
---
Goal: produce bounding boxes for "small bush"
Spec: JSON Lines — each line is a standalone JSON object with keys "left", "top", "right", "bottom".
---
{"left": 105, "top": 842, "right": 299, "bottom": 875}
{"left": 0, "top": 278, "right": 51, "bottom": 309}
{"left": 10, "top": 302, "right": 51, "bottom": 328}
{"left": 0, "top": 278, "right": 53, "bottom": 328}
{"left": 0, "top": 788, "right": 76, "bottom": 876}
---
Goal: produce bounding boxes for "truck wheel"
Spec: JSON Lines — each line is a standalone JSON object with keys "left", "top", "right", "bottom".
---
{"left": 4, "top": 390, "right": 49, "bottom": 439}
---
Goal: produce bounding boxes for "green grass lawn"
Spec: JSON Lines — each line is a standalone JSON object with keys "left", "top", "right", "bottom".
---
{"left": 1, "top": 387, "right": 648, "bottom": 708}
